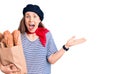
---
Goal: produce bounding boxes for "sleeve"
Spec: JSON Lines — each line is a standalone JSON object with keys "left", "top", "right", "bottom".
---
{"left": 46, "top": 32, "right": 58, "bottom": 58}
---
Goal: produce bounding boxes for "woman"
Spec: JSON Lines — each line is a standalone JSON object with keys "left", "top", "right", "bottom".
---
{"left": 1, "top": 4, "right": 86, "bottom": 74}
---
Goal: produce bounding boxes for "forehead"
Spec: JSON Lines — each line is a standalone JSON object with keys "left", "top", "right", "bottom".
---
{"left": 25, "top": 11, "right": 38, "bottom": 16}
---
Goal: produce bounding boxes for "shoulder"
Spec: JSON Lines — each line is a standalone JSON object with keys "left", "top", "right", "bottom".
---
{"left": 46, "top": 31, "right": 52, "bottom": 38}
{"left": 20, "top": 33, "right": 26, "bottom": 40}
{"left": 20, "top": 33, "right": 25, "bottom": 37}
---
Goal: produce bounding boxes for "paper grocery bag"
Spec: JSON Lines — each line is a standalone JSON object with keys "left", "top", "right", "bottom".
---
{"left": 0, "top": 43, "right": 27, "bottom": 74}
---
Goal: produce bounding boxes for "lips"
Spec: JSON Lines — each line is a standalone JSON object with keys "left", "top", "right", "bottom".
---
{"left": 29, "top": 24, "right": 35, "bottom": 30}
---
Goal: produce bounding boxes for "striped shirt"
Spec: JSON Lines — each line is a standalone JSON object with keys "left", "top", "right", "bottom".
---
{"left": 21, "top": 32, "right": 58, "bottom": 74}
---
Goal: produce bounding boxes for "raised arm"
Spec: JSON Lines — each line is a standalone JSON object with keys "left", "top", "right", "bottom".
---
{"left": 48, "top": 36, "right": 86, "bottom": 64}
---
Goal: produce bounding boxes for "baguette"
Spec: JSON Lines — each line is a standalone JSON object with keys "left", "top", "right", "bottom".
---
{"left": 3, "top": 30, "right": 13, "bottom": 48}
{"left": 0, "top": 32, "right": 3, "bottom": 42}
{"left": 12, "top": 30, "right": 21, "bottom": 46}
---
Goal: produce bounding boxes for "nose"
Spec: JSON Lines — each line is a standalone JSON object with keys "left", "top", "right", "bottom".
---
{"left": 29, "top": 17, "right": 34, "bottom": 22}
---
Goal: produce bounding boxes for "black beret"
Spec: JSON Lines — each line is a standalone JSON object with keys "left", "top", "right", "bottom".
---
{"left": 23, "top": 4, "right": 44, "bottom": 21}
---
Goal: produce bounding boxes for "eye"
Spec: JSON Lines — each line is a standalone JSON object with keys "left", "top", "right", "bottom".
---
{"left": 34, "top": 15, "right": 37, "bottom": 18}
{"left": 25, "top": 15, "right": 30, "bottom": 18}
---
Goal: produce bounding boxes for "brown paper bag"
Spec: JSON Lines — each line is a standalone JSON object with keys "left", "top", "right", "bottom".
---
{"left": 0, "top": 30, "right": 27, "bottom": 74}
{"left": 0, "top": 43, "right": 27, "bottom": 74}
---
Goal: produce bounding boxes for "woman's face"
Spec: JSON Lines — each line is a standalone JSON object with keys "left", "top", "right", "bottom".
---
{"left": 25, "top": 12, "right": 41, "bottom": 33}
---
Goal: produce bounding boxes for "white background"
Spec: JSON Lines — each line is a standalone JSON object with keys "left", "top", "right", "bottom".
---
{"left": 0, "top": 0, "right": 120, "bottom": 74}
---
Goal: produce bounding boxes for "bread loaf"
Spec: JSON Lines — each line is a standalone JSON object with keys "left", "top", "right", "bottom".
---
{"left": 2, "top": 30, "right": 13, "bottom": 48}
{"left": 12, "top": 30, "right": 21, "bottom": 46}
{"left": 0, "top": 32, "right": 3, "bottom": 42}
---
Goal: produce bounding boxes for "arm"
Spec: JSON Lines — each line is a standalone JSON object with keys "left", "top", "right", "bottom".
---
{"left": 48, "top": 36, "right": 86, "bottom": 64}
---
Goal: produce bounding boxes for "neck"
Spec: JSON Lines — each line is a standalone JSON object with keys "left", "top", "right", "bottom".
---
{"left": 27, "top": 31, "right": 35, "bottom": 34}
{"left": 26, "top": 32, "right": 38, "bottom": 41}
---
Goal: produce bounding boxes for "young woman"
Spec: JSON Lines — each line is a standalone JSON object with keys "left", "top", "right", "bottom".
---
{"left": 0, "top": 4, "right": 86, "bottom": 74}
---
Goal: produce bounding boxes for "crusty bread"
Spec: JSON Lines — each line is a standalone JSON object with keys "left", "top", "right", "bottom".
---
{"left": 12, "top": 30, "right": 21, "bottom": 46}
{"left": 0, "top": 32, "right": 3, "bottom": 42}
{"left": 2, "top": 30, "right": 13, "bottom": 48}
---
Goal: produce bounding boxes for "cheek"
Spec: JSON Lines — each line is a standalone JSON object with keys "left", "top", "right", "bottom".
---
{"left": 36, "top": 19, "right": 41, "bottom": 25}
{"left": 25, "top": 19, "right": 29, "bottom": 24}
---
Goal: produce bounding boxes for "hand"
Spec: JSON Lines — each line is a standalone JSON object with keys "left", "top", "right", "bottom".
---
{"left": 0, "top": 64, "right": 19, "bottom": 74}
{"left": 65, "top": 36, "right": 86, "bottom": 48}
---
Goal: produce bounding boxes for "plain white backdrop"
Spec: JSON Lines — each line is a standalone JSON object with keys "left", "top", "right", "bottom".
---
{"left": 0, "top": 0, "right": 120, "bottom": 74}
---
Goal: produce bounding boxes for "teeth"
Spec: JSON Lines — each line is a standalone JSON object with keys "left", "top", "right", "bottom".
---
{"left": 29, "top": 24, "right": 35, "bottom": 27}
{"left": 29, "top": 24, "right": 35, "bottom": 30}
